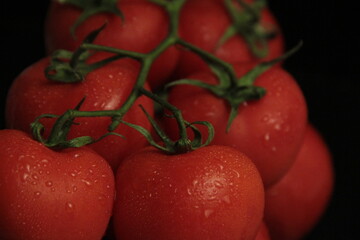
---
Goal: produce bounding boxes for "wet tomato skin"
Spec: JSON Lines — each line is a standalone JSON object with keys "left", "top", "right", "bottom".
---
{"left": 5, "top": 54, "right": 153, "bottom": 172}
{"left": 45, "top": 0, "right": 179, "bottom": 90}
{"left": 175, "top": 0, "right": 284, "bottom": 78}
{"left": 264, "top": 124, "right": 334, "bottom": 240}
{"left": 113, "top": 145, "right": 265, "bottom": 240}
{"left": 0, "top": 129, "right": 114, "bottom": 240}
{"left": 164, "top": 64, "right": 308, "bottom": 187}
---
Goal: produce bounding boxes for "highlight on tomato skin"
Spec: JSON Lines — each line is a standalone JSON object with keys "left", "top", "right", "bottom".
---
{"left": 45, "top": 0, "right": 179, "bottom": 90}
{"left": 163, "top": 63, "right": 308, "bottom": 188}
{"left": 113, "top": 145, "right": 265, "bottom": 240}
{"left": 0, "top": 129, "right": 115, "bottom": 240}
{"left": 174, "top": 0, "right": 284, "bottom": 78}
{"left": 264, "top": 124, "right": 334, "bottom": 240}
{"left": 5, "top": 53, "right": 154, "bottom": 172}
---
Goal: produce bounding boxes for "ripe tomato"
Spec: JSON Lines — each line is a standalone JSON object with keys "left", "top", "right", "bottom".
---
{"left": 0, "top": 129, "right": 114, "bottom": 240}
{"left": 113, "top": 145, "right": 264, "bottom": 240}
{"left": 5, "top": 54, "right": 153, "bottom": 171}
{"left": 255, "top": 222, "right": 271, "bottom": 240}
{"left": 163, "top": 63, "right": 308, "bottom": 187}
{"left": 264, "top": 124, "right": 334, "bottom": 240}
{"left": 45, "top": 0, "right": 179, "bottom": 90}
{"left": 175, "top": 0, "right": 284, "bottom": 78}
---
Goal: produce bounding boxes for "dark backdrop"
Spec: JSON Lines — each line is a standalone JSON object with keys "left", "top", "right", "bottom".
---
{"left": 1, "top": 1, "right": 359, "bottom": 239}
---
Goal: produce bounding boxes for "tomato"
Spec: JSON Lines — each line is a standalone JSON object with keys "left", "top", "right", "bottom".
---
{"left": 5, "top": 54, "right": 153, "bottom": 171}
{"left": 45, "top": 0, "right": 179, "bottom": 90}
{"left": 174, "top": 0, "right": 284, "bottom": 78}
{"left": 264, "top": 124, "right": 334, "bottom": 240}
{"left": 163, "top": 63, "right": 308, "bottom": 187}
{"left": 113, "top": 145, "right": 264, "bottom": 240}
{"left": 0, "top": 129, "right": 114, "bottom": 240}
{"left": 255, "top": 222, "right": 271, "bottom": 240}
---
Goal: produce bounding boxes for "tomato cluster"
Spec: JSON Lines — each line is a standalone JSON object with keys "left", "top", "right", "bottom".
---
{"left": 0, "top": 0, "right": 334, "bottom": 240}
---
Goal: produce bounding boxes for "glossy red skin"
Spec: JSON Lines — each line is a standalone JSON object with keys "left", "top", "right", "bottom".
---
{"left": 255, "top": 222, "right": 271, "bottom": 240}
{"left": 264, "top": 124, "right": 334, "bottom": 240}
{"left": 113, "top": 145, "right": 264, "bottom": 240}
{"left": 174, "top": 0, "right": 284, "bottom": 78}
{"left": 0, "top": 130, "right": 114, "bottom": 240}
{"left": 45, "top": 0, "right": 179, "bottom": 90}
{"left": 5, "top": 55, "right": 153, "bottom": 171}
{"left": 163, "top": 64, "right": 307, "bottom": 187}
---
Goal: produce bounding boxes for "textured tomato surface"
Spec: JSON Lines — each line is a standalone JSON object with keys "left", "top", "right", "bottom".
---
{"left": 174, "top": 0, "right": 284, "bottom": 78}
{"left": 45, "top": 0, "right": 179, "bottom": 90}
{"left": 164, "top": 64, "right": 307, "bottom": 187}
{"left": 113, "top": 145, "right": 264, "bottom": 240}
{"left": 264, "top": 124, "right": 334, "bottom": 240}
{"left": 0, "top": 130, "right": 114, "bottom": 240}
{"left": 6, "top": 54, "right": 153, "bottom": 171}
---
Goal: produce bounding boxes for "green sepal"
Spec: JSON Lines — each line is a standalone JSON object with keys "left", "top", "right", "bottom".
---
{"left": 120, "top": 119, "right": 170, "bottom": 153}
{"left": 218, "top": 0, "right": 277, "bottom": 58}
{"left": 31, "top": 114, "right": 60, "bottom": 145}
{"left": 45, "top": 24, "right": 112, "bottom": 83}
{"left": 186, "top": 121, "right": 215, "bottom": 150}
{"left": 57, "top": 0, "right": 123, "bottom": 37}
{"left": 56, "top": 132, "right": 124, "bottom": 148}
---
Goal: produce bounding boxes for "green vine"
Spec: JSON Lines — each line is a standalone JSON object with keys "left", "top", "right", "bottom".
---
{"left": 33, "top": 0, "right": 292, "bottom": 154}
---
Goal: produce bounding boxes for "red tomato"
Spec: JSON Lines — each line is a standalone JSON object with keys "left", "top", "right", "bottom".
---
{"left": 163, "top": 63, "right": 307, "bottom": 187}
{"left": 113, "top": 145, "right": 264, "bottom": 240}
{"left": 45, "top": 0, "right": 179, "bottom": 90}
{"left": 264, "top": 124, "right": 334, "bottom": 240}
{"left": 0, "top": 129, "right": 114, "bottom": 240}
{"left": 175, "top": 0, "right": 284, "bottom": 78}
{"left": 5, "top": 54, "right": 153, "bottom": 171}
{"left": 255, "top": 222, "right": 271, "bottom": 240}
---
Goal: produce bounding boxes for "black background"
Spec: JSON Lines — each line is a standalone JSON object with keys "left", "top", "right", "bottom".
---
{"left": 1, "top": 1, "right": 359, "bottom": 239}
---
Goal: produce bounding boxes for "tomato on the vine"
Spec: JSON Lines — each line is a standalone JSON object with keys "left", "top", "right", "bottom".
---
{"left": 113, "top": 145, "right": 264, "bottom": 240}
{"left": 163, "top": 63, "right": 308, "bottom": 187}
{"left": 45, "top": 0, "right": 179, "bottom": 90}
{"left": 174, "top": 0, "right": 284, "bottom": 78}
{"left": 264, "top": 124, "right": 334, "bottom": 240}
{"left": 6, "top": 54, "right": 153, "bottom": 171}
{"left": 0, "top": 129, "right": 114, "bottom": 240}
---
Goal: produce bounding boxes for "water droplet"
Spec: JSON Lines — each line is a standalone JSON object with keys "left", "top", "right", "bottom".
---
{"left": 81, "top": 179, "right": 92, "bottom": 186}
{"left": 74, "top": 154, "right": 80, "bottom": 158}
{"left": 22, "top": 173, "right": 30, "bottom": 182}
{"left": 73, "top": 186, "right": 78, "bottom": 192}
{"left": 264, "top": 133, "right": 270, "bottom": 141}
{"left": 187, "top": 188, "right": 192, "bottom": 195}
{"left": 34, "top": 191, "right": 41, "bottom": 197}
{"left": 66, "top": 202, "right": 74, "bottom": 210}
{"left": 101, "top": 174, "right": 107, "bottom": 178}
{"left": 32, "top": 174, "right": 39, "bottom": 180}
{"left": 89, "top": 169, "right": 94, "bottom": 174}
{"left": 106, "top": 185, "right": 111, "bottom": 189}
{"left": 70, "top": 173, "right": 76, "bottom": 177}
{"left": 204, "top": 209, "right": 214, "bottom": 218}
{"left": 51, "top": 188, "right": 56, "bottom": 192}
{"left": 232, "top": 170, "right": 240, "bottom": 178}
{"left": 45, "top": 181, "right": 53, "bottom": 187}
{"left": 214, "top": 180, "right": 224, "bottom": 188}
{"left": 25, "top": 164, "right": 31, "bottom": 172}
